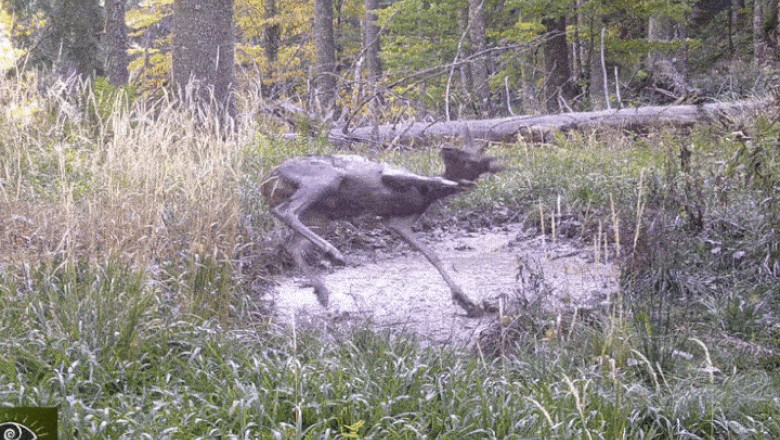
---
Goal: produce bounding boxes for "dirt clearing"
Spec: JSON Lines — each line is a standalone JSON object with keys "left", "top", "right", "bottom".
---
{"left": 270, "top": 223, "right": 618, "bottom": 347}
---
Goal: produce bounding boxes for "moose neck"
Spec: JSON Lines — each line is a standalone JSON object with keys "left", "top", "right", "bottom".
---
{"left": 441, "top": 155, "right": 487, "bottom": 182}
{"left": 442, "top": 167, "right": 465, "bottom": 182}
{"left": 430, "top": 175, "right": 466, "bottom": 201}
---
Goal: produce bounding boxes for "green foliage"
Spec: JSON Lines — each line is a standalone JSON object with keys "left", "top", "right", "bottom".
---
{"left": 89, "top": 76, "right": 137, "bottom": 126}
{"left": 0, "top": 0, "right": 770, "bottom": 115}
{"left": 1, "top": 260, "right": 778, "bottom": 437}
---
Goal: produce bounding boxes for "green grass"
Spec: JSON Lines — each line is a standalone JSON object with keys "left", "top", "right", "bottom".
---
{"left": 1, "top": 262, "right": 777, "bottom": 438}
{"left": 1, "top": 72, "right": 779, "bottom": 438}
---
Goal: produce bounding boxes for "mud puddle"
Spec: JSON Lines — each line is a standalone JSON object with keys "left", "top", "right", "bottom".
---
{"left": 269, "top": 223, "right": 618, "bottom": 347}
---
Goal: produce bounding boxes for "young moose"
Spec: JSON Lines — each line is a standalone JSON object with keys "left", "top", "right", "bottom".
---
{"left": 261, "top": 143, "right": 504, "bottom": 317}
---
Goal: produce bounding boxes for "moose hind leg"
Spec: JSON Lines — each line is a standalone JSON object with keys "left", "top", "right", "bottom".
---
{"left": 272, "top": 175, "right": 346, "bottom": 265}
{"left": 285, "top": 233, "right": 331, "bottom": 306}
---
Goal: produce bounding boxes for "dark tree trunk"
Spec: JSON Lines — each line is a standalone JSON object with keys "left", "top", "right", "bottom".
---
{"left": 172, "top": 0, "right": 236, "bottom": 118}
{"left": 542, "top": 16, "right": 574, "bottom": 112}
{"left": 104, "top": 0, "right": 129, "bottom": 86}
{"left": 468, "top": 0, "right": 490, "bottom": 115}
{"left": 753, "top": 0, "right": 779, "bottom": 64}
{"left": 262, "top": 0, "right": 280, "bottom": 97}
{"left": 264, "top": 0, "right": 280, "bottom": 63}
{"left": 314, "top": 0, "right": 338, "bottom": 114}
{"left": 31, "top": 0, "right": 103, "bottom": 79}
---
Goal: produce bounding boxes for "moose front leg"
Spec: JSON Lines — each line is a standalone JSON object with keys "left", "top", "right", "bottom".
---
{"left": 384, "top": 216, "right": 484, "bottom": 318}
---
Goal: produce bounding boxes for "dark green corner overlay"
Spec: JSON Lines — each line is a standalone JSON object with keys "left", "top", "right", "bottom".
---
{"left": 0, "top": 407, "right": 58, "bottom": 440}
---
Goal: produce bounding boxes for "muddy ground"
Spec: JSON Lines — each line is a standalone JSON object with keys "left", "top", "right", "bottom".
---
{"left": 268, "top": 223, "right": 618, "bottom": 347}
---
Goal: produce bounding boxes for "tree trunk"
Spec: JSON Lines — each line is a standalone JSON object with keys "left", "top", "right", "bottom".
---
{"left": 728, "top": 0, "right": 747, "bottom": 56}
{"left": 329, "top": 100, "right": 764, "bottom": 145}
{"left": 39, "top": 0, "right": 103, "bottom": 79}
{"left": 587, "top": 21, "right": 607, "bottom": 109}
{"left": 314, "top": 0, "right": 338, "bottom": 114}
{"left": 542, "top": 16, "right": 574, "bottom": 113}
{"left": 264, "top": 0, "right": 280, "bottom": 64}
{"left": 262, "top": 0, "right": 280, "bottom": 97}
{"left": 520, "top": 46, "right": 541, "bottom": 114}
{"left": 364, "top": 0, "right": 382, "bottom": 99}
{"left": 573, "top": 0, "right": 586, "bottom": 85}
{"left": 104, "top": 0, "right": 129, "bottom": 86}
{"left": 648, "top": 12, "right": 688, "bottom": 98}
{"left": 758, "top": 0, "right": 780, "bottom": 62}
{"left": 458, "top": 7, "right": 475, "bottom": 108}
{"left": 754, "top": 0, "right": 770, "bottom": 65}
{"left": 172, "top": 0, "right": 236, "bottom": 118}
{"left": 468, "top": 0, "right": 490, "bottom": 115}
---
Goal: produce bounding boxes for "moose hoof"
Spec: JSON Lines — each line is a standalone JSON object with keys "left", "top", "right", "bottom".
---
{"left": 465, "top": 304, "right": 485, "bottom": 318}
{"left": 460, "top": 300, "right": 498, "bottom": 318}
{"left": 481, "top": 300, "right": 499, "bottom": 314}
{"left": 315, "top": 290, "right": 330, "bottom": 307}
{"left": 326, "top": 248, "right": 346, "bottom": 266}
{"left": 312, "top": 283, "right": 331, "bottom": 307}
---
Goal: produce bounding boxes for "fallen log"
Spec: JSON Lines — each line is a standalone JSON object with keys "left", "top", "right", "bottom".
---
{"left": 329, "top": 100, "right": 765, "bottom": 145}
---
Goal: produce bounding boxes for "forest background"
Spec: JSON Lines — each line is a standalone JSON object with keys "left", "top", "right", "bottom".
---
{"left": 2, "top": 0, "right": 778, "bottom": 125}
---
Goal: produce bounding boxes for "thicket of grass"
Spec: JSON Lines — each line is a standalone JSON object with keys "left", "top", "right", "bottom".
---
{"left": 1, "top": 72, "right": 778, "bottom": 438}
{"left": 2, "top": 261, "right": 778, "bottom": 439}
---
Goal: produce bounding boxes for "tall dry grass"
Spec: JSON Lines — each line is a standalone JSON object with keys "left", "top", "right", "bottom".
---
{"left": 0, "top": 73, "right": 250, "bottom": 267}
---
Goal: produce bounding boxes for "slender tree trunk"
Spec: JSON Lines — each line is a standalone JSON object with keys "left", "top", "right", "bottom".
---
{"left": 520, "top": 47, "right": 541, "bottom": 114}
{"left": 104, "top": 0, "right": 129, "bottom": 86}
{"left": 364, "top": 0, "right": 382, "bottom": 99}
{"left": 542, "top": 16, "right": 573, "bottom": 112}
{"left": 457, "top": 7, "right": 474, "bottom": 103}
{"left": 314, "top": 0, "right": 338, "bottom": 114}
{"left": 733, "top": 0, "right": 746, "bottom": 24}
{"left": 172, "top": 0, "right": 236, "bottom": 118}
{"left": 648, "top": 12, "right": 688, "bottom": 97}
{"left": 573, "top": 0, "right": 585, "bottom": 84}
{"left": 264, "top": 0, "right": 280, "bottom": 65}
{"left": 586, "top": 17, "right": 606, "bottom": 109}
{"left": 754, "top": 0, "right": 769, "bottom": 65}
{"left": 262, "top": 0, "right": 280, "bottom": 97}
{"left": 468, "top": 0, "right": 490, "bottom": 115}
